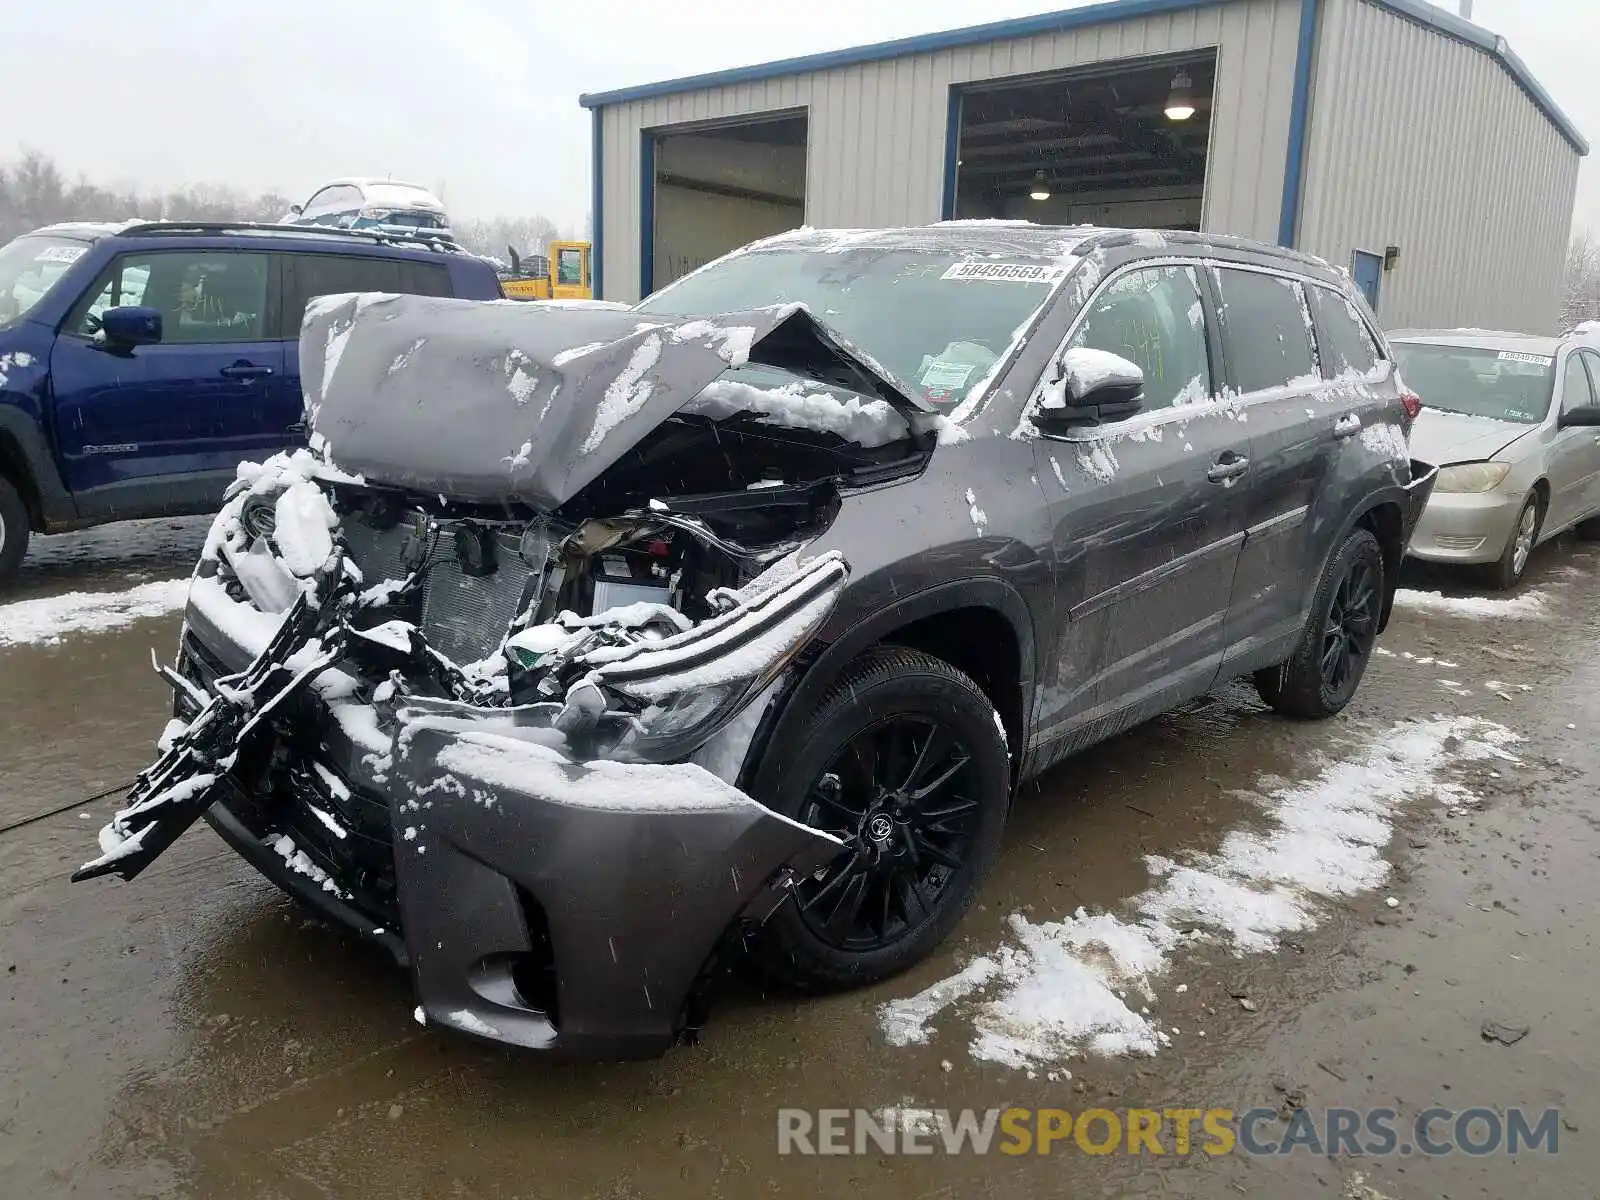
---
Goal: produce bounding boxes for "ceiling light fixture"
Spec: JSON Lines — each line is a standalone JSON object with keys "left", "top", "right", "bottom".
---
{"left": 1165, "top": 69, "right": 1196, "bottom": 121}
{"left": 1029, "top": 170, "right": 1051, "bottom": 201}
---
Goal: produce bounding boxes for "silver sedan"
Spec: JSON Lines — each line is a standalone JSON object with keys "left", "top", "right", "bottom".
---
{"left": 1393, "top": 328, "right": 1600, "bottom": 589}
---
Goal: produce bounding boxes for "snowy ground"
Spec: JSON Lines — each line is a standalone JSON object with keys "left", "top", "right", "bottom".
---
{"left": 1, "top": 522, "right": 1596, "bottom": 1198}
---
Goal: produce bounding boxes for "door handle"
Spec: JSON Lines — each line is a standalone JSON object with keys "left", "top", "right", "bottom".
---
{"left": 220, "top": 362, "right": 273, "bottom": 380}
{"left": 1333, "top": 413, "right": 1362, "bottom": 438}
{"left": 287, "top": 421, "right": 307, "bottom": 435}
{"left": 1207, "top": 455, "right": 1250, "bottom": 483}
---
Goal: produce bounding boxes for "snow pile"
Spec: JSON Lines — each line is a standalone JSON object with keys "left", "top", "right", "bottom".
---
{"left": 583, "top": 334, "right": 663, "bottom": 453}
{"left": 879, "top": 716, "right": 1518, "bottom": 1069}
{"left": 686, "top": 378, "right": 910, "bottom": 447}
{"left": 1394, "top": 589, "right": 1548, "bottom": 619}
{"left": 0, "top": 578, "right": 189, "bottom": 648}
{"left": 272, "top": 479, "right": 338, "bottom": 578}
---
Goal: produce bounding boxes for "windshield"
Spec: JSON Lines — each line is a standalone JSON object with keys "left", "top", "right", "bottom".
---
{"left": 1393, "top": 342, "right": 1555, "bottom": 424}
{"left": 635, "top": 247, "right": 1066, "bottom": 410}
{"left": 0, "top": 234, "right": 93, "bottom": 325}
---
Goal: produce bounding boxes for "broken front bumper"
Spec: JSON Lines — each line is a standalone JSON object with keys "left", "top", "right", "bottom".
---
{"left": 78, "top": 523, "right": 848, "bottom": 1058}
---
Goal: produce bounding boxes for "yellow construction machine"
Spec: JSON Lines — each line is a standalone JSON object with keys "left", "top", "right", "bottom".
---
{"left": 499, "top": 240, "right": 593, "bottom": 301}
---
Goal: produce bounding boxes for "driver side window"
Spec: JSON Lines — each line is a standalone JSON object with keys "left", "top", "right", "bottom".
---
{"left": 1067, "top": 264, "right": 1211, "bottom": 411}
{"left": 68, "top": 251, "right": 271, "bottom": 343}
{"left": 1560, "top": 352, "right": 1595, "bottom": 415}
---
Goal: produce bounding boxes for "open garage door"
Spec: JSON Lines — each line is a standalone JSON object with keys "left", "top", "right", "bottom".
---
{"left": 648, "top": 112, "right": 807, "bottom": 295}
{"left": 951, "top": 53, "right": 1214, "bottom": 230}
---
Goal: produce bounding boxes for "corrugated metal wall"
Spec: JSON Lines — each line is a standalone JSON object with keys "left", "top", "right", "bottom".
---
{"left": 596, "top": 0, "right": 1306, "bottom": 302}
{"left": 1298, "top": 0, "right": 1581, "bottom": 333}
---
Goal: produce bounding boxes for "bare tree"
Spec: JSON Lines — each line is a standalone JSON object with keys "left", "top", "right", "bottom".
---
{"left": 1563, "top": 230, "right": 1600, "bottom": 332}
{"left": 0, "top": 150, "right": 561, "bottom": 259}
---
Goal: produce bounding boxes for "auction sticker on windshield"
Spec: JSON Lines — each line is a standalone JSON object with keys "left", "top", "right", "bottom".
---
{"left": 1496, "top": 351, "right": 1552, "bottom": 366}
{"left": 941, "top": 262, "right": 1067, "bottom": 284}
{"left": 35, "top": 245, "right": 86, "bottom": 264}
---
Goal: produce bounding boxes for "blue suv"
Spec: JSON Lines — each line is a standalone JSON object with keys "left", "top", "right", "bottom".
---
{"left": 0, "top": 221, "right": 503, "bottom": 578}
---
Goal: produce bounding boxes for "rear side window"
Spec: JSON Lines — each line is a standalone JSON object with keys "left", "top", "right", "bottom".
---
{"left": 1309, "top": 285, "right": 1382, "bottom": 377}
{"left": 280, "top": 253, "right": 452, "bottom": 335}
{"left": 1213, "top": 267, "right": 1319, "bottom": 393}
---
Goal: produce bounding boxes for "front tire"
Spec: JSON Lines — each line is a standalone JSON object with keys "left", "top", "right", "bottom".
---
{"left": 754, "top": 646, "right": 1010, "bottom": 992}
{"left": 1484, "top": 494, "right": 1541, "bottom": 591}
{"left": 1254, "top": 527, "right": 1385, "bottom": 720}
{"left": 0, "top": 475, "right": 29, "bottom": 583}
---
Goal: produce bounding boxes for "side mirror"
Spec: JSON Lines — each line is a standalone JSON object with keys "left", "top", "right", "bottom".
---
{"left": 1036, "top": 347, "right": 1145, "bottom": 431}
{"left": 100, "top": 306, "right": 162, "bottom": 348}
{"left": 1560, "top": 405, "right": 1600, "bottom": 428}
{"left": 288, "top": 204, "right": 303, "bottom": 216}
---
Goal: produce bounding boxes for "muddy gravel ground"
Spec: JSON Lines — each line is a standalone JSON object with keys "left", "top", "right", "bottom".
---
{"left": 1, "top": 519, "right": 1596, "bottom": 1199}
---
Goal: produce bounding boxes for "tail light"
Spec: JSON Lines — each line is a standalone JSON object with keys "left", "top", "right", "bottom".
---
{"left": 1400, "top": 390, "right": 1422, "bottom": 422}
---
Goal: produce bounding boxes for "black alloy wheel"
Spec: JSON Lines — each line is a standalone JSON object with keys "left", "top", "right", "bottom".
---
{"left": 794, "top": 715, "right": 980, "bottom": 952}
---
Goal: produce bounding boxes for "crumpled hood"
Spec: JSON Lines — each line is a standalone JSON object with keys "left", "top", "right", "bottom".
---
{"left": 1408, "top": 408, "right": 1538, "bottom": 466}
{"left": 299, "top": 294, "right": 930, "bottom": 508}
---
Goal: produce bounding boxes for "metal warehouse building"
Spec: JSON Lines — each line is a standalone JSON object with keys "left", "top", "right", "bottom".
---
{"left": 580, "top": 0, "right": 1587, "bottom": 331}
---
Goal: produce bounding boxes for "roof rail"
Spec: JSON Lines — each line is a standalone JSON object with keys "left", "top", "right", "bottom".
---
{"left": 115, "top": 220, "right": 470, "bottom": 254}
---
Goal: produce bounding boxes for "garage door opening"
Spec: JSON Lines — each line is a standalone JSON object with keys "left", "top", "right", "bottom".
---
{"left": 647, "top": 112, "right": 807, "bottom": 295}
{"left": 950, "top": 53, "right": 1215, "bottom": 231}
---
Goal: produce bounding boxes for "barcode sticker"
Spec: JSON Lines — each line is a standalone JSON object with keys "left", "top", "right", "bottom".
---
{"left": 940, "top": 261, "right": 1067, "bottom": 284}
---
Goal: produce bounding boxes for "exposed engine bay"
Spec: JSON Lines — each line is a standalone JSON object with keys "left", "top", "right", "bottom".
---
{"left": 67, "top": 292, "right": 959, "bottom": 1055}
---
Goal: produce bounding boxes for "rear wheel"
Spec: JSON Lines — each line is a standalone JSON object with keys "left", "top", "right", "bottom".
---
{"left": 1484, "top": 493, "right": 1540, "bottom": 591}
{"left": 0, "top": 475, "right": 29, "bottom": 583}
{"left": 1255, "top": 527, "right": 1385, "bottom": 719}
{"left": 754, "top": 646, "right": 1010, "bottom": 992}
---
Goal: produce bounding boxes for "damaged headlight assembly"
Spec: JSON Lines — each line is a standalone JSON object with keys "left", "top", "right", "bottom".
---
{"left": 70, "top": 445, "right": 852, "bottom": 887}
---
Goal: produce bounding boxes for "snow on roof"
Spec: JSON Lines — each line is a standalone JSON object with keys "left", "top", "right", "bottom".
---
{"left": 1389, "top": 328, "right": 1561, "bottom": 355}
{"left": 26, "top": 219, "right": 141, "bottom": 240}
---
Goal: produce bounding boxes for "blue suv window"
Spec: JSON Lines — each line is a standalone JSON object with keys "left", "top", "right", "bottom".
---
{"left": 70, "top": 250, "right": 272, "bottom": 343}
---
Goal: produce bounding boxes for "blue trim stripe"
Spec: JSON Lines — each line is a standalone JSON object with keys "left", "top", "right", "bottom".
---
{"left": 941, "top": 86, "right": 963, "bottom": 220}
{"left": 639, "top": 132, "right": 656, "bottom": 298}
{"left": 578, "top": 0, "right": 1586, "bottom": 158}
{"left": 590, "top": 108, "right": 604, "bottom": 300}
{"left": 1278, "top": 0, "right": 1320, "bottom": 247}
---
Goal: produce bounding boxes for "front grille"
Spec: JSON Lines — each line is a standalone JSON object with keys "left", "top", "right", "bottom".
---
{"left": 273, "top": 757, "right": 401, "bottom": 930}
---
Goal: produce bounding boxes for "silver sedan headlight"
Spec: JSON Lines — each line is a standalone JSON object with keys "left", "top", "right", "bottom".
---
{"left": 1434, "top": 461, "right": 1512, "bottom": 493}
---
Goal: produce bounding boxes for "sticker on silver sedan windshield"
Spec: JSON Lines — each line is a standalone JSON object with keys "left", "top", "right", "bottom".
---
{"left": 940, "top": 262, "right": 1067, "bottom": 284}
{"left": 1496, "top": 351, "right": 1552, "bottom": 366}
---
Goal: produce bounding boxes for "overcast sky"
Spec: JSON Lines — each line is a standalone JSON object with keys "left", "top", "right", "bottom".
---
{"left": 2, "top": 0, "right": 1594, "bottom": 233}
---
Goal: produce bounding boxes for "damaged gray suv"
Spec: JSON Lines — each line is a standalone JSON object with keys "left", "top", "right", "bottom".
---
{"left": 75, "top": 223, "right": 1436, "bottom": 1058}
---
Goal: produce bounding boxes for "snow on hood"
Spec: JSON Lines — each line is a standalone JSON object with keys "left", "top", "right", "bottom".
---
{"left": 1407, "top": 407, "right": 1536, "bottom": 466}
{"left": 300, "top": 294, "right": 931, "bottom": 508}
